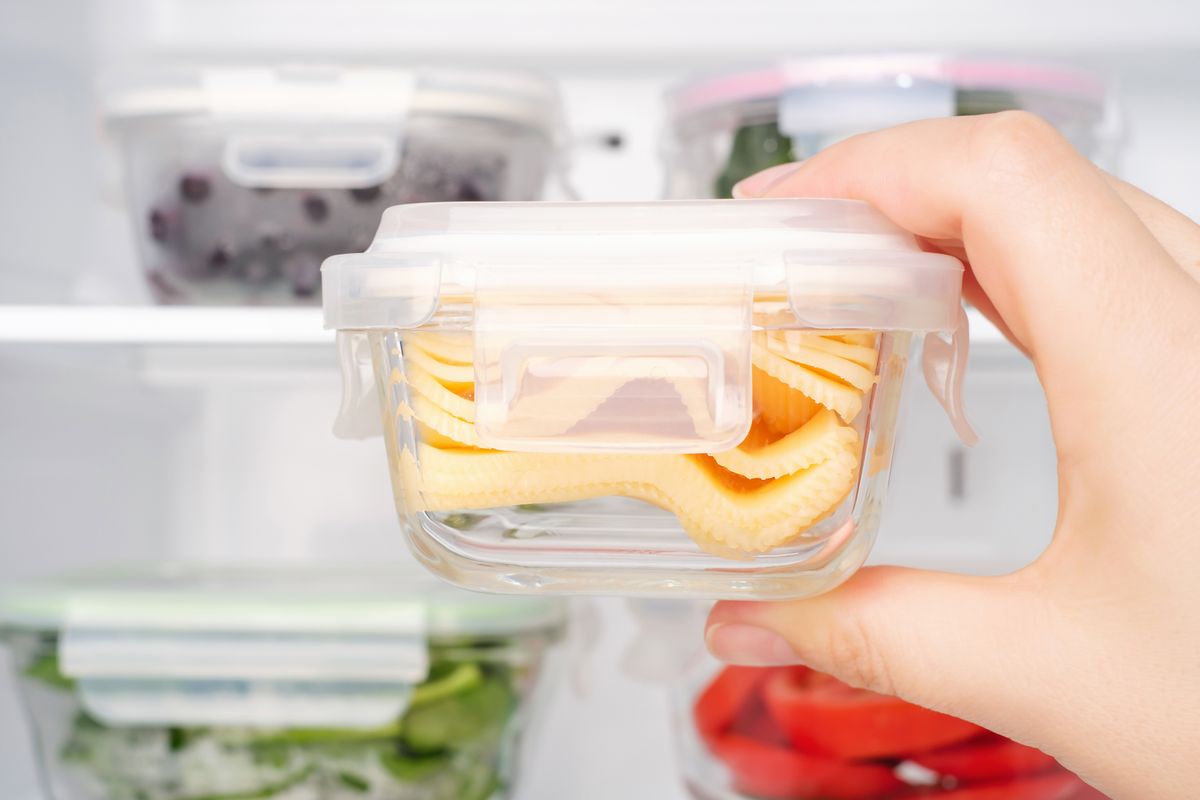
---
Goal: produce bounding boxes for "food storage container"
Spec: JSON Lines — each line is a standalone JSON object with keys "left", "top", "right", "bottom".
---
{"left": 0, "top": 564, "right": 565, "bottom": 800}
{"left": 106, "top": 66, "right": 565, "bottom": 304}
{"left": 664, "top": 55, "right": 1120, "bottom": 199}
{"left": 679, "top": 661, "right": 1108, "bottom": 800}
{"left": 322, "top": 198, "right": 974, "bottom": 599}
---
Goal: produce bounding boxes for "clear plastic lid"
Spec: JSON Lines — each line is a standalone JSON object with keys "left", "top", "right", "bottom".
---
{"left": 668, "top": 54, "right": 1110, "bottom": 128}
{"left": 0, "top": 564, "right": 563, "bottom": 727}
{"left": 322, "top": 199, "right": 975, "bottom": 448}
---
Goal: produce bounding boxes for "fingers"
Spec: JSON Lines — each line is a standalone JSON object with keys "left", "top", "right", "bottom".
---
{"left": 739, "top": 112, "right": 1200, "bottom": 466}
{"left": 1103, "top": 174, "right": 1200, "bottom": 282}
{"left": 706, "top": 566, "right": 1057, "bottom": 739}
{"left": 741, "top": 113, "right": 1193, "bottom": 358}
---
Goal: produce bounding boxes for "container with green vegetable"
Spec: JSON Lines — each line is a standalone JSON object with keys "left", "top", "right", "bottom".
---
{"left": 664, "top": 55, "right": 1120, "bottom": 199}
{"left": 0, "top": 565, "right": 565, "bottom": 800}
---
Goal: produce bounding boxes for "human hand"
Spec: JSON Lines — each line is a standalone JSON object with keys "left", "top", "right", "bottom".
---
{"left": 705, "top": 112, "right": 1200, "bottom": 799}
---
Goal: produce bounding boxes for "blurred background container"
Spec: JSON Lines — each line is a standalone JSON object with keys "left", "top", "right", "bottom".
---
{"left": 1, "top": 1, "right": 1198, "bottom": 799}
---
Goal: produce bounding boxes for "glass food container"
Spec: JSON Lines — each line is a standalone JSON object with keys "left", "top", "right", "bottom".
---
{"left": 678, "top": 661, "right": 1109, "bottom": 800}
{"left": 106, "top": 66, "right": 565, "bottom": 304}
{"left": 0, "top": 564, "right": 565, "bottom": 800}
{"left": 322, "top": 198, "right": 975, "bottom": 599}
{"left": 664, "top": 55, "right": 1120, "bottom": 199}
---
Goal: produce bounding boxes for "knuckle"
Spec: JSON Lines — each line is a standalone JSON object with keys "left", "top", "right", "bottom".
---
{"left": 968, "top": 110, "right": 1074, "bottom": 187}
{"left": 821, "top": 611, "right": 898, "bottom": 696}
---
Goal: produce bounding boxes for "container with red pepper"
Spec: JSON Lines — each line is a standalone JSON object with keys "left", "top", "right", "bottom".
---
{"left": 683, "top": 664, "right": 1108, "bottom": 800}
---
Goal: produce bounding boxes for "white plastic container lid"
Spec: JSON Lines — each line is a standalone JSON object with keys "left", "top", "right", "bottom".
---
{"left": 106, "top": 65, "right": 563, "bottom": 134}
{"left": 103, "top": 65, "right": 565, "bottom": 191}
{"left": 322, "top": 199, "right": 975, "bottom": 448}
{"left": 0, "top": 564, "right": 563, "bottom": 728}
{"left": 668, "top": 54, "right": 1113, "bottom": 141}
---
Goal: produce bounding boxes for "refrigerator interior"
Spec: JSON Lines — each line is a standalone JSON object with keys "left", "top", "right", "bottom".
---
{"left": 2, "top": 1, "right": 1199, "bottom": 798}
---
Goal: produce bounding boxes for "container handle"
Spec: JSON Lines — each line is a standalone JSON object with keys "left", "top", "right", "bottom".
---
{"left": 222, "top": 134, "right": 399, "bottom": 189}
{"left": 922, "top": 305, "right": 978, "bottom": 446}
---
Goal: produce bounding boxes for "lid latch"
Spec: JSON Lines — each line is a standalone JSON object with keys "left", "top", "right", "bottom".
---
{"left": 471, "top": 266, "right": 755, "bottom": 453}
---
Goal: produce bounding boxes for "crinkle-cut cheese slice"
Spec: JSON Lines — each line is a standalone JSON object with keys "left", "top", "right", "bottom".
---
{"left": 405, "top": 332, "right": 474, "bottom": 365}
{"left": 767, "top": 330, "right": 879, "bottom": 371}
{"left": 763, "top": 336, "right": 877, "bottom": 392}
{"left": 830, "top": 332, "right": 878, "bottom": 348}
{"left": 396, "top": 363, "right": 477, "bottom": 423}
{"left": 754, "top": 367, "right": 822, "bottom": 437}
{"left": 407, "top": 351, "right": 732, "bottom": 443}
{"left": 711, "top": 409, "right": 858, "bottom": 480}
{"left": 752, "top": 337, "right": 863, "bottom": 423}
{"left": 398, "top": 395, "right": 480, "bottom": 447}
{"left": 399, "top": 440, "right": 859, "bottom": 554}
{"left": 402, "top": 379, "right": 856, "bottom": 486}
{"left": 404, "top": 346, "right": 475, "bottom": 389}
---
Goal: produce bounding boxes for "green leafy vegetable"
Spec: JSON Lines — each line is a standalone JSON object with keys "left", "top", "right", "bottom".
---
{"left": 402, "top": 677, "right": 514, "bottom": 754}
{"left": 410, "top": 662, "right": 483, "bottom": 707}
{"left": 33, "top": 641, "right": 530, "bottom": 800}
{"left": 23, "top": 653, "right": 75, "bottom": 690}
{"left": 177, "top": 764, "right": 315, "bottom": 800}
{"left": 954, "top": 89, "right": 1022, "bottom": 116}
{"left": 714, "top": 120, "right": 795, "bottom": 199}
{"left": 379, "top": 751, "right": 450, "bottom": 783}
{"left": 442, "top": 513, "right": 483, "bottom": 530}
{"left": 335, "top": 771, "right": 370, "bottom": 793}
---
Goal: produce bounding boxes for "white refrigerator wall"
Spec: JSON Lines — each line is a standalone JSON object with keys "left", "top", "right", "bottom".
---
{"left": 2, "top": 2, "right": 1199, "bottom": 799}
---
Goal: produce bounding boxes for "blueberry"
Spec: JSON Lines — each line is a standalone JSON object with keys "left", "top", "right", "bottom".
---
{"left": 302, "top": 194, "right": 329, "bottom": 222}
{"left": 283, "top": 252, "right": 320, "bottom": 297}
{"left": 148, "top": 208, "right": 171, "bottom": 243}
{"left": 349, "top": 185, "right": 383, "bottom": 203}
{"left": 456, "top": 180, "right": 485, "bottom": 202}
{"left": 208, "top": 245, "right": 232, "bottom": 272}
{"left": 178, "top": 173, "right": 212, "bottom": 203}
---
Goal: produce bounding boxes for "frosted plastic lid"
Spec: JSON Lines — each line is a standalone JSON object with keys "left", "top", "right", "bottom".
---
{"left": 668, "top": 55, "right": 1109, "bottom": 122}
{"left": 323, "top": 199, "right": 964, "bottom": 332}
{"left": 0, "top": 565, "right": 563, "bottom": 728}
{"left": 0, "top": 563, "right": 563, "bottom": 637}
{"left": 105, "top": 65, "right": 563, "bottom": 133}
{"left": 323, "top": 199, "right": 975, "bottom": 450}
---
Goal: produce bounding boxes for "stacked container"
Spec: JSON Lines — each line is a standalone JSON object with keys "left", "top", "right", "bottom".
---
{"left": 664, "top": 55, "right": 1119, "bottom": 198}
{"left": 106, "top": 66, "right": 565, "bottom": 304}
{"left": 1, "top": 564, "right": 565, "bottom": 800}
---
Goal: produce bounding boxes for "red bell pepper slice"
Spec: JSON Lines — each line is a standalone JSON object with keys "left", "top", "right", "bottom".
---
{"left": 694, "top": 666, "right": 783, "bottom": 748}
{"left": 712, "top": 733, "right": 904, "bottom": 800}
{"left": 762, "top": 668, "right": 984, "bottom": 760}
{"left": 911, "top": 735, "right": 1060, "bottom": 782}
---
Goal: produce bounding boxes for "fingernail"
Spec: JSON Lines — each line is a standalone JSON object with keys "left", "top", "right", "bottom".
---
{"left": 706, "top": 623, "right": 802, "bottom": 666}
{"left": 731, "top": 162, "right": 803, "bottom": 199}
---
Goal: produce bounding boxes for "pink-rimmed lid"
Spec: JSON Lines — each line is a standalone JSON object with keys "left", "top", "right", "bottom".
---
{"left": 668, "top": 54, "right": 1108, "bottom": 121}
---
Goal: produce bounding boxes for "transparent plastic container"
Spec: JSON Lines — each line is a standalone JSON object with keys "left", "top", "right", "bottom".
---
{"left": 678, "top": 660, "right": 1109, "bottom": 800}
{"left": 322, "top": 199, "right": 974, "bottom": 599}
{"left": 664, "top": 55, "right": 1121, "bottom": 199}
{"left": 0, "top": 564, "right": 565, "bottom": 800}
{"left": 106, "top": 66, "right": 565, "bottom": 305}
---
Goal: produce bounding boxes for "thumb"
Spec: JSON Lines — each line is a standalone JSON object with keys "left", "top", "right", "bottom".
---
{"left": 705, "top": 566, "right": 1053, "bottom": 733}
